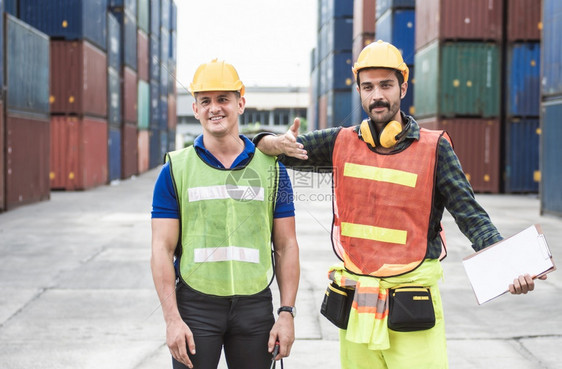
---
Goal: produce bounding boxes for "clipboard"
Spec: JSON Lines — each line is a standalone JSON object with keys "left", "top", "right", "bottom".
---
{"left": 462, "top": 224, "right": 556, "bottom": 305}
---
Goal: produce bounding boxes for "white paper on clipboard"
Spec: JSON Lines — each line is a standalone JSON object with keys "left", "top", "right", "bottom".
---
{"left": 462, "top": 224, "right": 556, "bottom": 305}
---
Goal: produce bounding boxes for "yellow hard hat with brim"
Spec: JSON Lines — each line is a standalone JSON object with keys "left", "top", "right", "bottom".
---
{"left": 352, "top": 40, "right": 409, "bottom": 83}
{"left": 189, "top": 59, "right": 245, "bottom": 97}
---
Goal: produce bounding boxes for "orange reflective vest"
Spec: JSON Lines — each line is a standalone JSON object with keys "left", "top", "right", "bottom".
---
{"left": 331, "top": 126, "right": 449, "bottom": 277}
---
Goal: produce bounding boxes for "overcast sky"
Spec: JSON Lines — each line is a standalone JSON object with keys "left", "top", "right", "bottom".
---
{"left": 175, "top": 1, "right": 318, "bottom": 93}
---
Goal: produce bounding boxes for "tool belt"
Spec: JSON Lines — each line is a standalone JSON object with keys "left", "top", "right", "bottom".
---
{"left": 387, "top": 286, "right": 435, "bottom": 332}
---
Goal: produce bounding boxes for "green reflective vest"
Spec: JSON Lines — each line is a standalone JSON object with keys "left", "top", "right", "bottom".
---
{"left": 167, "top": 146, "right": 279, "bottom": 296}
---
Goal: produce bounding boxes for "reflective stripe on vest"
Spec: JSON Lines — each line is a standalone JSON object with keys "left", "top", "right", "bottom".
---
{"left": 167, "top": 146, "right": 278, "bottom": 296}
{"left": 331, "top": 127, "right": 447, "bottom": 277}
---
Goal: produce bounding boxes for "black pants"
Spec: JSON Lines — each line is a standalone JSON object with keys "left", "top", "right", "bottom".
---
{"left": 173, "top": 283, "right": 275, "bottom": 369}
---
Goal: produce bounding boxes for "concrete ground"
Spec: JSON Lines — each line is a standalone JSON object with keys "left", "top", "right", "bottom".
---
{"left": 0, "top": 167, "right": 561, "bottom": 369}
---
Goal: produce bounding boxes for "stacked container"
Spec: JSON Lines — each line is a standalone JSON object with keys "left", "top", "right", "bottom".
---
{"left": 137, "top": 0, "right": 150, "bottom": 173}
{"left": 107, "top": 12, "right": 122, "bottom": 182}
{"left": 540, "top": 0, "right": 562, "bottom": 215}
{"left": 167, "top": 0, "right": 177, "bottom": 155}
{"left": 3, "top": 13, "right": 51, "bottom": 209}
{"left": 316, "top": 0, "right": 354, "bottom": 128}
{"left": 375, "top": 0, "right": 415, "bottom": 116}
{"left": 21, "top": 0, "right": 109, "bottom": 191}
{"left": 350, "top": 0, "right": 375, "bottom": 125}
{"left": 148, "top": 0, "right": 161, "bottom": 168}
{"left": 414, "top": 0, "right": 504, "bottom": 193}
{"left": 504, "top": 0, "right": 542, "bottom": 193}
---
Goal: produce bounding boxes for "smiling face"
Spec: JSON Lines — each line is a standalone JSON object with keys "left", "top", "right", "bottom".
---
{"left": 192, "top": 91, "right": 245, "bottom": 138}
{"left": 357, "top": 68, "right": 407, "bottom": 129}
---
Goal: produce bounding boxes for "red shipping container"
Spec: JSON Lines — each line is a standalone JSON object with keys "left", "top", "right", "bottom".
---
{"left": 123, "top": 66, "right": 138, "bottom": 124}
{"left": 50, "top": 116, "right": 108, "bottom": 190}
{"left": 415, "top": 0, "right": 503, "bottom": 50}
{"left": 353, "top": 32, "right": 375, "bottom": 61}
{"left": 50, "top": 40, "right": 108, "bottom": 117}
{"left": 418, "top": 117, "right": 501, "bottom": 193}
{"left": 353, "top": 0, "right": 376, "bottom": 38}
{"left": 168, "top": 94, "right": 177, "bottom": 130}
{"left": 5, "top": 114, "right": 50, "bottom": 210}
{"left": 507, "top": 0, "right": 541, "bottom": 41}
{"left": 137, "top": 129, "right": 149, "bottom": 174}
{"left": 0, "top": 102, "right": 4, "bottom": 211}
{"left": 137, "top": 29, "right": 149, "bottom": 82}
{"left": 122, "top": 123, "right": 138, "bottom": 179}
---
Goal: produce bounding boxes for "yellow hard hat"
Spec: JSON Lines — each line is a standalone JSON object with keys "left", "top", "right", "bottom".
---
{"left": 352, "top": 40, "right": 409, "bottom": 83}
{"left": 189, "top": 59, "right": 245, "bottom": 97}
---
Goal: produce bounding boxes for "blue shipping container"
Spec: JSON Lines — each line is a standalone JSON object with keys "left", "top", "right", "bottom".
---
{"left": 4, "top": 0, "right": 15, "bottom": 16}
{"left": 169, "top": 30, "right": 177, "bottom": 62}
{"left": 20, "top": 0, "right": 107, "bottom": 51}
{"left": 540, "top": 99, "right": 562, "bottom": 215}
{"left": 326, "top": 52, "right": 353, "bottom": 91}
{"left": 504, "top": 118, "right": 539, "bottom": 193}
{"left": 108, "top": 67, "right": 121, "bottom": 125}
{"left": 169, "top": 0, "right": 177, "bottom": 31}
{"left": 160, "top": 129, "right": 168, "bottom": 159}
{"left": 319, "top": 0, "right": 353, "bottom": 27}
{"left": 159, "top": 96, "right": 168, "bottom": 130}
{"left": 6, "top": 15, "right": 49, "bottom": 115}
{"left": 160, "top": 27, "right": 169, "bottom": 65}
{"left": 112, "top": 10, "right": 137, "bottom": 70}
{"left": 149, "top": 128, "right": 161, "bottom": 168}
{"left": 376, "top": 0, "right": 415, "bottom": 20}
{"left": 150, "top": 34, "right": 160, "bottom": 82}
{"left": 160, "top": 63, "right": 169, "bottom": 98}
{"left": 150, "top": 79, "right": 160, "bottom": 128}
{"left": 375, "top": 9, "right": 415, "bottom": 65}
{"left": 108, "top": 0, "right": 136, "bottom": 15}
{"left": 508, "top": 43, "right": 540, "bottom": 117}
{"left": 107, "top": 12, "right": 121, "bottom": 72}
{"left": 108, "top": 126, "right": 122, "bottom": 181}
{"left": 160, "top": 0, "right": 170, "bottom": 30}
{"left": 327, "top": 90, "right": 353, "bottom": 127}
{"left": 542, "top": 0, "right": 562, "bottom": 97}
{"left": 327, "top": 17, "right": 353, "bottom": 55}
{"left": 150, "top": 0, "right": 160, "bottom": 38}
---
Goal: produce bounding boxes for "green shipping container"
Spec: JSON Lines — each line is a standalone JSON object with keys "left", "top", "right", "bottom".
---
{"left": 138, "top": 80, "right": 150, "bottom": 129}
{"left": 137, "top": 0, "right": 149, "bottom": 33}
{"left": 414, "top": 41, "right": 500, "bottom": 118}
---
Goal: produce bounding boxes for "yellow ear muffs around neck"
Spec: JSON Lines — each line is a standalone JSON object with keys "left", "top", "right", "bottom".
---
{"left": 379, "top": 120, "right": 403, "bottom": 148}
{"left": 360, "top": 119, "right": 376, "bottom": 147}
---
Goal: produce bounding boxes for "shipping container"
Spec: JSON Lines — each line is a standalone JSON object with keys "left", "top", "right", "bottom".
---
{"left": 122, "top": 123, "right": 138, "bottom": 178}
{"left": 113, "top": 10, "right": 137, "bottom": 71}
{"left": 5, "top": 0, "right": 16, "bottom": 16}
{"left": 169, "top": 0, "right": 177, "bottom": 31}
{"left": 6, "top": 114, "right": 50, "bottom": 209}
{"left": 108, "top": 67, "right": 121, "bottom": 125}
{"left": 353, "top": 0, "right": 376, "bottom": 38}
{"left": 507, "top": 42, "right": 540, "bottom": 117}
{"left": 169, "top": 30, "right": 177, "bottom": 62}
{"left": 507, "top": 0, "right": 541, "bottom": 41}
{"left": 319, "top": 17, "right": 353, "bottom": 61}
{"left": 540, "top": 99, "right": 562, "bottom": 216}
{"left": 137, "top": 29, "right": 149, "bottom": 81}
{"left": 0, "top": 2, "right": 4, "bottom": 96}
{"left": 327, "top": 90, "right": 353, "bottom": 127}
{"left": 375, "top": 8, "right": 415, "bottom": 65}
{"left": 318, "top": 95, "right": 328, "bottom": 129}
{"left": 160, "top": 64, "right": 169, "bottom": 100}
{"left": 418, "top": 117, "right": 501, "bottom": 193}
{"left": 108, "top": 125, "right": 122, "bottom": 181}
{"left": 137, "top": 129, "right": 149, "bottom": 173}
{"left": 150, "top": 79, "right": 160, "bottom": 128}
{"left": 50, "top": 40, "right": 107, "bottom": 118}
{"left": 107, "top": 12, "right": 121, "bottom": 72}
{"left": 320, "top": 0, "right": 353, "bottom": 28}
{"left": 108, "top": 0, "right": 136, "bottom": 14}
{"left": 504, "top": 118, "right": 539, "bottom": 193}
{"left": 50, "top": 116, "right": 108, "bottom": 191}
{"left": 138, "top": 0, "right": 149, "bottom": 33}
{"left": 414, "top": 41, "right": 501, "bottom": 118}
{"left": 123, "top": 66, "right": 138, "bottom": 124}
{"left": 168, "top": 59, "right": 176, "bottom": 95}
{"left": 168, "top": 129, "right": 176, "bottom": 152}
{"left": 414, "top": 0, "right": 503, "bottom": 51}
{"left": 6, "top": 14, "right": 49, "bottom": 116}
{"left": 150, "top": 34, "right": 160, "bottom": 82}
{"left": 0, "top": 101, "right": 4, "bottom": 211}
{"left": 160, "top": 0, "right": 170, "bottom": 30}
{"left": 149, "top": 128, "right": 161, "bottom": 168}
{"left": 150, "top": 0, "right": 160, "bottom": 38}
{"left": 160, "top": 27, "right": 170, "bottom": 66}
{"left": 321, "top": 52, "right": 353, "bottom": 93}
{"left": 138, "top": 80, "right": 150, "bottom": 129}
{"left": 159, "top": 96, "right": 168, "bottom": 130}
{"left": 20, "top": 0, "right": 107, "bottom": 51}
{"left": 376, "top": 0, "right": 415, "bottom": 20}
{"left": 160, "top": 128, "right": 168, "bottom": 160}
{"left": 168, "top": 94, "right": 176, "bottom": 130}
{"left": 541, "top": 0, "right": 562, "bottom": 97}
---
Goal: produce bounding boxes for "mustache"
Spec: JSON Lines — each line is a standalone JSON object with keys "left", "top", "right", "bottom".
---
{"left": 369, "top": 101, "right": 390, "bottom": 110}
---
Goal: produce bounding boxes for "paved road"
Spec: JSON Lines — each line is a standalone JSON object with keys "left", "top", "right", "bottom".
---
{"left": 0, "top": 167, "right": 561, "bottom": 369}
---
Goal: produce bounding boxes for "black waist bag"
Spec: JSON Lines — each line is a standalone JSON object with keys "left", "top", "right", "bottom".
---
{"left": 320, "top": 282, "right": 355, "bottom": 329}
{"left": 388, "top": 286, "right": 435, "bottom": 332}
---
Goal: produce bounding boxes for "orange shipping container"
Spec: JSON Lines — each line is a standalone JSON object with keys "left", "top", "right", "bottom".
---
{"left": 415, "top": 0, "right": 503, "bottom": 50}
{"left": 137, "top": 129, "right": 149, "bottom": 174}
{"left": 418, "top": 117, "right": 501, "bottom": 193}
{"left": 122, "top": 123, "right": 138, "bottom": 179}
{"left": 50, "top": 116, "right": 108, "bottom": 190}
{"left": 353, "top": 0, "right": 376, "bottom": 38}
{"left": 50, "top": 40, "right": 108, "bottom": 117}
{"left": 137, "top": 29, "right": 149, "bottom": 82}
{"left": 123, "top": 66, "right": 138, "bottom": 124}
{"left": 6, "top": 114, "right": 50, "bottom": 209}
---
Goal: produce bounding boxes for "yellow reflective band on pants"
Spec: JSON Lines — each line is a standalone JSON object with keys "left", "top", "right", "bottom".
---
{"left": 328, "top": 260, "right": 448, "bottom": 368}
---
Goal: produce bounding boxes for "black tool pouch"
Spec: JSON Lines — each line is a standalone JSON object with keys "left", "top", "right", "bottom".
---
{"left": 387, "top": 286, "right": 435, "bottom": 332}
{"left": 320, "top": 282, "right": 355, "bottom": 329}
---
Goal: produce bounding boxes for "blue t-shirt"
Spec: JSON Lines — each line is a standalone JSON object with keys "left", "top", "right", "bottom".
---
{"left": 151, "top": 134, "right": 295, "bottom": 219}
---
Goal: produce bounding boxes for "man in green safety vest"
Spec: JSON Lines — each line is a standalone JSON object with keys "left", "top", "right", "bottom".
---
{"left": 151, "top": 59, "right": 300, "bottom": 369}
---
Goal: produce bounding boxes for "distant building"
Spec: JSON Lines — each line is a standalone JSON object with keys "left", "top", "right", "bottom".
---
{"left": 176, "top": 85, "right": 309, "bottom": 145}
